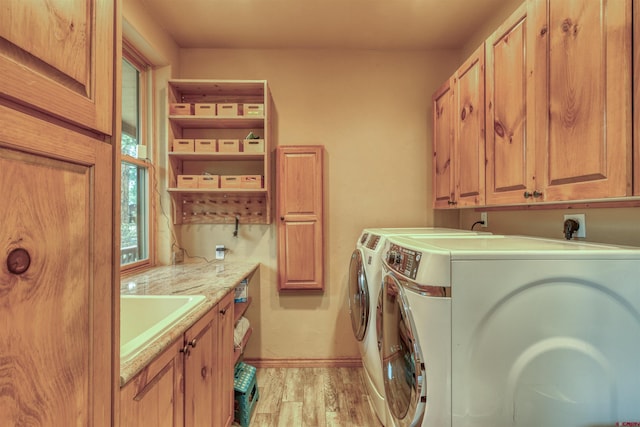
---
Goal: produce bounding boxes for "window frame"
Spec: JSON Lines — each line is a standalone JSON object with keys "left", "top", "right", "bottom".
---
{"left": 119, "top": 41, "right": 156, "bottom": 274}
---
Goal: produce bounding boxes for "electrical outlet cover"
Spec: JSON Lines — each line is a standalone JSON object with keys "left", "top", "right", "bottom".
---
{"left": 563, "top": 214, "right": 586, "bottom": 238}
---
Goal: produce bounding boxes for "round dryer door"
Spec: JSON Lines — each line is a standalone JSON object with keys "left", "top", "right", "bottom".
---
{"left": 378, "top": 271, "right": 425, "bottom": 427}
{"left": 348, "top": 249, "right": 369, "bottom": 341}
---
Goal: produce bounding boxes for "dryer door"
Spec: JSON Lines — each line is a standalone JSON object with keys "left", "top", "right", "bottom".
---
{"left": 348, "top": 249, "right": 369, "bottom": 341}
{"left": 378, "top": 271, "right": 426, "bottom": 427}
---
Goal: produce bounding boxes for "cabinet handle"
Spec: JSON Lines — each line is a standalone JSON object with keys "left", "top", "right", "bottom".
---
{"left": 523, "top": 191, "right": 533, "bottom": 198}
{"left": 220, "top": 308, "right": 227, "bottom": 315}
{"left": 180, "top": 338, "right": 197, "bottom": 355}
{"left": 533, "top": 191, "right": 543, "bottom": 198}
{"left": 447, "top": 200, "right": 457, "bottom": 205}
{"left": 524, "top": 191, "right": 543, "bottom": 199}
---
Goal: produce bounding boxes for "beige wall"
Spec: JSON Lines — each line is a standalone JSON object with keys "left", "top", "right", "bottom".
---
{"left": 170, "top": 48, "right": 460, "bottom": 360}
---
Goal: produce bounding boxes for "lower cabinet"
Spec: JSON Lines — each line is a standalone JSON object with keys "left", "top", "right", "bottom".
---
{"left": 120, "top": 292, "right": 235, "bottom": 427}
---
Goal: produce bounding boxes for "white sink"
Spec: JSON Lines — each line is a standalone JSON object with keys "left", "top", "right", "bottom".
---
{"left": 120, "top": 294, "right": 206, "bottom": 362}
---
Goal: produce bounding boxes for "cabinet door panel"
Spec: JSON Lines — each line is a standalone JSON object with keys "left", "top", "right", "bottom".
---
{"left": 537, "top": 0, "right": 631, "bottom": 200}
{"left": 120, "top": 340, "right": 184, "bottom": 427}
{"left": 216, "top": 294, "right": 235, "bottom": 427}
{"left": 277, "top": 146, "right": 324, "bottom": 290}
{"left": 0, "top": 0, "right": 113, "bottom": 134}
{"left": 432, "top": 79, "right": 455, "bottom": 208}
{"left": 486, "top": 3, "right": 536, "bottom": 205}
{"left": 0, "top": 104, "right": 112, "bottom": 426}
{"left": 184, "top": 313, "right": 215, "bottom": 427}
{"left": 455, "top": 45, "right": 485, "bottom": 207}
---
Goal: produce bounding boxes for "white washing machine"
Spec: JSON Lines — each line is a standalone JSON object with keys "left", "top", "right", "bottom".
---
{"left": 347, "top": 228, "right": 491, "bottom": 426}
{"left": 378, "top": 234, "right": 640, "bottom": 427}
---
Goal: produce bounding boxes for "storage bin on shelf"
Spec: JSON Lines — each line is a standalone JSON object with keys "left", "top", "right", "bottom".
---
{"left": 194, "top": 103, "right": 215, "bottom": 116}
{"left": 195, "top": 139, "right": 216, "bottom": 152}
{"left": 217, "top": 103, "right": 240, "bottom": 117}
{"left": 198, "top": 175, "right": 219, "bottom": 189}
{"left": 177, "top": 175, "right": 199, "bottom": 188}
{"left": 242, "top": 103, "right": 264, "bottom": 117}
{"left": 173, "top": 139, "right": 195, "bottom": 152}
{"left": 218, "top": 139, "right": 240, "bottom": 153}
{"left": 242, "top": 139, "right": 264, "bottom": 153}
{"left": 169, "top": 103, "right": 193, "bottom": 115}
{"left": 234, "top": 362, "right": 259, "bottom": 427}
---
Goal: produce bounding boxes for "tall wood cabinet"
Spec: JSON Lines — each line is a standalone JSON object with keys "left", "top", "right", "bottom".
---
{"left": 432, "top": 45, "right": 486, "bottom": 208}
{"left": 0, "top": 1, "right": 115, "bottom": 426}
{"left": 276, "top": 146, "right": 324, "bottom": 291}
{"left": 633, "top": 0, "right": 640, "bottom": 196}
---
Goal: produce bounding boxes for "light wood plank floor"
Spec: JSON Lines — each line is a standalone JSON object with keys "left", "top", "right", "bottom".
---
{"left": 232, "top": 367, "right": 383, "bottom": 427}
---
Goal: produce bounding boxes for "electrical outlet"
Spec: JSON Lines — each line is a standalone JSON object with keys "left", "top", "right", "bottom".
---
{"left": 215, "top": 245, "right": 226, "bottom": 260}
{"left": 480, "top": 212, "right": 488, "bottom": 228}
{"left": 172, "top": 249, "right": 184, "bottom": 264}
{"left": 563, "top": 214, "right": 586, "bottom": 238}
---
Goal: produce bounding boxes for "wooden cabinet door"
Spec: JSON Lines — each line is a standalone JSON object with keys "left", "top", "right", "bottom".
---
{"left": 634, "top": 0, "right": 640, "bottom": 196}
{"left": 0, "top": 103, "right": 113, "bottom": 426}
{"left": 534, "top": 0, "right": 632, "bottom": 201}
{"left": 454, "top": 44, "right": 486, "bottom": 207}
{"left": 0, "top": 0, "right": 114, "bottom": 134}
{"left": 432, "top": 78, "right": 456, "bottom": 208}
{"left": 485, "top": 2, "right": 538, "bottom": 205}
{"left": 214, "top": 293, "right": 235, "bottom": 427}
{"left": 184, "top": 309, "right": 216, "bottom": 427}
{"left": 120, "top": 340, "right": 184, "bottom": 427}
{"left": 276, "top": 146, "right": 324, "bottom": 291}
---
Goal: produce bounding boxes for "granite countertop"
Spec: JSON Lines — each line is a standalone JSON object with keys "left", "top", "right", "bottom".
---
{"left": 119, "top": 260, "right": 259, "bottom": 386}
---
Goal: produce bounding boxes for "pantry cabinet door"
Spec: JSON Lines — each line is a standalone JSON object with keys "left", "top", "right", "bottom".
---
{"left": 432, "top": 78, "right": 456, "bottom": 208}
{"left": 634, "top": 0, "right": 640, "bottom": 196}
{"left": 534, "top": 0, "right": 632, "bottom": 201}
{"left": 0, "top": 104, "right": 113, "bottom": 426}
{"left": 485, "top": 2, "right": 537, "bottom": 205}
{"left": 0, "top": 0, "right": 114, "bottom": 134}
{"left": 454, "top": 44, "right": 486, "bottom": 207}
{"left": 276, "top": 146, "right": 324, "bottom": 291}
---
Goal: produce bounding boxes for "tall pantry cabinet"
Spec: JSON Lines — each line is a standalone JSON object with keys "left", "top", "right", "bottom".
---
{"left": 0, "top": 1, "right": 116, "bottom": 425}
{"left": 276, "top": 146, "right": 324, "bottom": 291}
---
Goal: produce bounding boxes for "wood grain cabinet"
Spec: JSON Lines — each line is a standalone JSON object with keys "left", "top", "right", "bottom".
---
{"left": 432, "top": 45, "right": 486, "bottom": 208}
{"left": 634, "top": 0, "right": 640, "bottom": 196}
{"left": 0, "top": 0, "right": 114, "bottom": 134}
{"left": 276, "top": 145, "right": 324, "bottom": 290}
{"left": 485, "top": 2, "right": 537, "bottom": 205}
{"left": 120, "top": 340, "right": 184, "bottom": 427}
{"left": 0, "top": 1, "right": 115, "bottom": 425}
{"left": 531, "top": 0, "right": 632, "bottom": 202}
{"left": 121, "top": 292, "right": 235, "bottom": 427}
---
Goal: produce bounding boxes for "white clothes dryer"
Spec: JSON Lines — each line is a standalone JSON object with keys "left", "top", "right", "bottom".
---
{"left": 347, "top": 228, "right": 491, "bottom": 425}
{"left": 378, "top": 235, "right": 640, "bottom": 427}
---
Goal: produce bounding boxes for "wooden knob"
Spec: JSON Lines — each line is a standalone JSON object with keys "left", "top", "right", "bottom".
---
{"left": 7, "top": 248, "right": 31, "bottom": 275}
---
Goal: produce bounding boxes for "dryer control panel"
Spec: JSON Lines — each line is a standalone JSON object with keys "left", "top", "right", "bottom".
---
{"left": 386, "top": 243, "right": 421, "bottom": 280}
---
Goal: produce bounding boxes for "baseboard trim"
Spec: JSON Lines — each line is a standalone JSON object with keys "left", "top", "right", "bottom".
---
{"left": 242, "top": 357, "right": 362, "bottom": 368}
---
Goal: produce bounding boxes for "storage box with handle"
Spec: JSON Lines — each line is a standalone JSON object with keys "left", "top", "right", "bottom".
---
{"left": 173, "top": 139, "right": 195, "bottom": 152}
{"left": 220, "top": 175, "right": 241, "bottom": 189}
{"left": 242, "top": 103, "right": 264, "bottom": 117}
{"left": 177, "top": 175, "right": 199, "bottom": 188}
{"left": 218, "top": 139, "right": 240, "bottom": 153}
{"left": 242, "top": 139, "right": 264, "bottom": 153}
{"left": 198, "top": 175, "right": 219, "bottom": 189}
{"left": 169, "top": 103, "right": 192, "bottom": 115}
{"left": 216, "top": 103, "right": 240, "bottom": 117}
{"left": 195, "top": 139, "right": 216, "bottom": 153}
{"left": 194, "top": 103, "right": 216, "bottom": 116}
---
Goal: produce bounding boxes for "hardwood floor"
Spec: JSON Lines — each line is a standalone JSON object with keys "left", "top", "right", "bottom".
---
{"left": 232, "top": 367, "right": 383, "bottom": 427}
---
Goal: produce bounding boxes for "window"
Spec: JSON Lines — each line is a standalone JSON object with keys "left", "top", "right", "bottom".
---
{"left": 120, "top": 48, "right": 153, "bottom": 270}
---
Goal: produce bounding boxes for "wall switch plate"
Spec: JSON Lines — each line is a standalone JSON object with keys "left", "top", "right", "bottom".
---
{"left": 215, "top": 245, "right": 225, "bottom": 260}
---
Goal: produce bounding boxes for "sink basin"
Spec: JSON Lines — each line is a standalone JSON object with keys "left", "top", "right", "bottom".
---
{"left": 120, "top": 294, "right": 206, "bottom": 361}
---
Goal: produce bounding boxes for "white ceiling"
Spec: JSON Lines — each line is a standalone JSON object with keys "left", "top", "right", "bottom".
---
{"left": 139, "top": 0, "right": 519, "bottom": 50}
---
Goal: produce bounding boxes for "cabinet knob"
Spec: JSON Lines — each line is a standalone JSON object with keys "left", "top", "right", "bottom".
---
{"left": 523, "top": 191, "right": 533, "bottom": 198}
{"left": 220, "top": 308, "right": 227, "bottom": 315}
{"left": 533, "top": 191, "right": 543, "bottom": 198}
{"left": 7, "top": 248, "right": 31, "bottom": 275}
{"left": 280, "top": 216, "right": 285, "bottom": 221}
{"left": 447, "top": 200, "right": 457, "bottom": 205}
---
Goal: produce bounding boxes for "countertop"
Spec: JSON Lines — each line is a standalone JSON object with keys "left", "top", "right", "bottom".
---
{"left": 119, "top": 260, "right": 259, "bottom": 386}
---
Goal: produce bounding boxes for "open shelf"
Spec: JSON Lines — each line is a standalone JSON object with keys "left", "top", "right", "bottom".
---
{"left": 169, "top": 115, "right": 264, "bottom": 130}
{"left": 233, "top": 327, "right": 253, "bottom": 364}
{"left": 169, "top": 152, "right": 265, "bottom": 161}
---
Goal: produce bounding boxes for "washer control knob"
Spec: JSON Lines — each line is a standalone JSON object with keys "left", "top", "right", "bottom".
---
{"left": 387, "top": 251, "right": 397, "bottom": 265}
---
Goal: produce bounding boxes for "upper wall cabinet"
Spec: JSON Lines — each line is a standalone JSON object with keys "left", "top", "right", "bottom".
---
{"left": 432, "top": 45, "right": 486, "bottom": 208}
{"left": 485, "top": 2, "right": 537, "bottom": 205}
{"left": 532, "top": 0, "right": 632, "bottom": 202}
{"left": 0, "top": 0, "right": 114, "bottom": 135}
